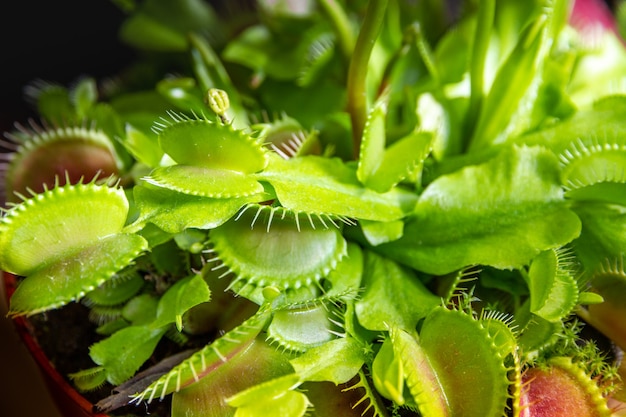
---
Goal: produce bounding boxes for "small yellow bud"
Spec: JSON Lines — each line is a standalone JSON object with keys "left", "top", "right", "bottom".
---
{"left": 206, "top": 88, "right": 230, "bottom": 119}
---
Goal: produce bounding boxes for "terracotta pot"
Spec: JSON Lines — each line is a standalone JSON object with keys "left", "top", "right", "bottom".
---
{"left": 2, "top": 272, "right": 109, "bottom": 417}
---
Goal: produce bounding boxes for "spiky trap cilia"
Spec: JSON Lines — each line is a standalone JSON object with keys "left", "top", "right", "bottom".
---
{"left": 2, "top": 0, "right": 626, "bottom": 416}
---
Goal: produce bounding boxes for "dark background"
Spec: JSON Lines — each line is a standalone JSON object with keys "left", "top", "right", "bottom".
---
{"left": 0, "top": 4, "right": 136, "bottom": 415}
{"left": 0, "top": 1, "right": 136, "bottom": 130}
{"left": 0, "top": 0, "right": 249, "bottom": 132}
{"left": 0, "top": 0, "right": 618, "bottom": 123}
{"left": 0, "top": 0, "right": 618, "bottom": 129}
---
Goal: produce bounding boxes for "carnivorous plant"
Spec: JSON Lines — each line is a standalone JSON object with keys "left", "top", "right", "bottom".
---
{"left": 2, "top": 0, "right": 626, "bottom": 416}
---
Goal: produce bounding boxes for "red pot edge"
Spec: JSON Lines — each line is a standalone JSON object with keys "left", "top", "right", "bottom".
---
{"left": 2, "top": 272, "right": 110, "bottom": 417}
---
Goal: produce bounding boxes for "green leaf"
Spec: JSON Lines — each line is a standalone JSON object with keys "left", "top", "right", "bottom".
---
{"left": 589, "top": 263, "right": 626, "bottom": 306}
{"left": 368, "top": 130, "right": 433, "bottom": 192}
{"left": 31, "top": 83, "right": 75, "bottom": 125}
{"left": 469, "top": 14, "right": 547, "bottom": 150}
{"left": 84, "top": 270, "right": 146, "bottom": 307}
{"left": 120, "top": 13, "right": 189, "bottom": 51}
{"left": 0, "top": 183, "right": 131, "bottom": 275}
{"left": 567, "top": 29, "right": 626, "bottom": 107}
{"left": 557, "top": 131, "right": 626, "bottom": 206}
{"left": 572, "top": 202, "right": 626, "bottom": 273}
{"left": 357, "top": 96, "right": 434, "bottom": 192}
{"left": 257, "top": 155, "right": 418, "bottom": 221}
{"left": 359, "top": 219, "right": 404, "bottom": 246}
{"left": 156, "top": 77, "right": 207, "bottom": 115}
{"left": 90, "top": 325, "right": 167, "bottom": 385}
{"left": 153, "top": 274, "right": 211, "bottom": 331}
{"left": 132, "top": 184, "right": 268, "bottom": 234}
{"left": 170, "top": 337, "right": 293, "bottom": 417}
{"left": 324, "top": 242, "right": 363, "bottom": 299}
{"left": 209, "top": 204, "right": 347, "bottom": 304}
{"left": 354, "top": 251, "right": 440, "bottom": 331}
{"left": 516, "top": 309, "right": 562, "bottom": 354}
{"left": 143, "top": 165, "right": 265, "bottom": 198}
{"left": 267, "top": 304, "right": 336, "bottom": 353}
{"left": 226, "top": 374, "right": 301, "bottom": 408}
{"left": 412, "top": 308, "right": 511, "bottom": 417}
{"left": 69, "top": 367, "right": 108, "bottom": 392}
{"left": 519, "top": 96, "right": 626, "bottom": 154}
{"left": 372, "top": 337, "right": 405, "bottom": 404}
{"left": 289, "top": 337, "right": 366, "bottom": 384}
{"left": 357, "top": 99, "right": 387, "bottom": 187}
{"left": 135, "top": 310, "right": 272, "bottom": 402}
{"left": 232, "top": 388, "right": 310, "bottom": 417}
{"left": 72, "top": 78, "right": 98, "bottom": 118}
{"left": 155, "top": 118, "right": 268, "bottom": 172}
{"left": 377, "top": 145, "right": 581, "bottom": 274}
{"left": 222, "top": 25, "right": 304, "bottom": 81}
{"left": 416, "top": 93, "right": 450, "bottom": 160}
{"left": 2, "top": 183, "right": 149, "bottom": 316}
{"left": 578, "top": 292, "right": 604, "bottom": 305}
{"left": 119, "top": 0, "right": 220, "bottom": 52}
{"left": 526, "top": 248, "right": 579, "bottom": 322}
{"left": 298, "top": 31, "right": 336, "bottom": 87}
{"left": 566, "top": 182, "right": 626, "bottom": 206}
{"left": 560, "top": 139, "right": 626, "bottom": 189}
{"left": 389, "top": 327, "right": 448, "bottom": 417}
{"left": 258, "top": 78, "right": 347, "bottom": 129}
{"left": 122, "top": 293, "right": 159, "bottom": 325}
{"left": 121, "top": 124, "right": 164, "bottom": 168}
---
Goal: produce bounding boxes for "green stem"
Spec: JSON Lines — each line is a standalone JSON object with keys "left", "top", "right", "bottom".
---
{"left": 188, "top": 33, "right": 249, "bottom": 128}
{"left": 347, "top": 0, "right": 388, "bottom": 159}
{"left": 465, "top": 0, "right": 495, "bottom": 148}
{"left": 318, "top": 0, "right": 355, "bottom": 60}
{"left": 414, "top": 22, "right": 439, "bottom": 85}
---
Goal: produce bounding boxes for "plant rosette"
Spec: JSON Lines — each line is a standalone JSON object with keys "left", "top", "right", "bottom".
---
{"left": 2, "top": 0, "right": 626, "bottom": 417}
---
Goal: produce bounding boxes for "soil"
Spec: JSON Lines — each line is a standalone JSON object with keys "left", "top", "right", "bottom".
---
{"left": 28, "top": 302, "right": 173, "bottom": 417}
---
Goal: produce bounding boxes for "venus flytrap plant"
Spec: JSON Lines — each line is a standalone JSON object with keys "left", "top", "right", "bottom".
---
{"left": 3, "top": 0, "right": 626, "bottom": 416}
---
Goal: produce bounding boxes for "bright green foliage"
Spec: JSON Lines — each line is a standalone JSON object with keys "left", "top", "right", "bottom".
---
{"left": 378, "top": 145, "right": 581, "bottom": 274}
{"left": 2, "top": 0, "right": 626, "bottom": 416}
{"left": 0, "top": 182, "right": 148, "bottom": 315}
{"left": 133, "top": 308, "right": 272, "bottom": 403}
{"left": 267, "top": 304, "right": 337, "bottom": 352}
{"left": 155, "top": 117, "right": 267, "bottom": 172}
{"left": 170, "top": 338, "right": 294, "bottom": 417}
{"left": 417, "top": 308, "right": 512, "bottom": 417}
{"left": 209, "top": 204, "right": 347, "bottom": 304}
{"left": 258, "top": 155, "right": 418, "bottom": 221}
{"left": 0, "top": 183, "right": 130, "bottom": 275}
{"left": 153, "top": 273, "right": 211, "bottom": 331}
{"left": 289, "top": 337, "right": 366, "bottom": 384}
{"left": 132, "top": 184, "right": 269, "bottom": 234}
{"left": 526, "top": 248, "right": 579, "bottom": 322}
{"left": 355, "top": 250, "right": 440, "bottom": 331}
{"left": 90, "top": 325, "right": 167, "bottom": 385}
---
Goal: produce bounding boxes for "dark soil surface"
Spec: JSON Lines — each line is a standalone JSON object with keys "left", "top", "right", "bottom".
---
{"left": 28, "top": 302, "right": 173, "bottom": 417}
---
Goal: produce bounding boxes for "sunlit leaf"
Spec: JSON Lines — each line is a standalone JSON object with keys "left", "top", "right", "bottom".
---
{"left": 355, "top": 251, "right": 439, "bottom": 331}
{"left": 132, "top": 184, "right": 269, "bottom": 234}
{"left": 90, "top": 325, "right": 167, "bottom": 385}
{"left": 377, "top": 145, "right": 581, "bottom": 274}
{"left": 290, "top": 338, "right": 366, "bottom": 384}
{"left": 153, "top": 274, "right": 211, "bottom": 331}
{"left": 258, "top": 155, "right": 418, "bottom": 221}
{"left": 526, "top": 248, "right": 579, "bottom": 322}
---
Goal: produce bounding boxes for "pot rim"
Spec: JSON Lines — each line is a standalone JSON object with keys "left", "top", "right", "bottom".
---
{"left": 2, "top": 272, "right": 109, "bottom": 417}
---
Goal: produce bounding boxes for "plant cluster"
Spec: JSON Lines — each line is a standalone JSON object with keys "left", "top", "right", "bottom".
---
{"left": 2, "top": 0, "right": 626, "bottom": 416}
